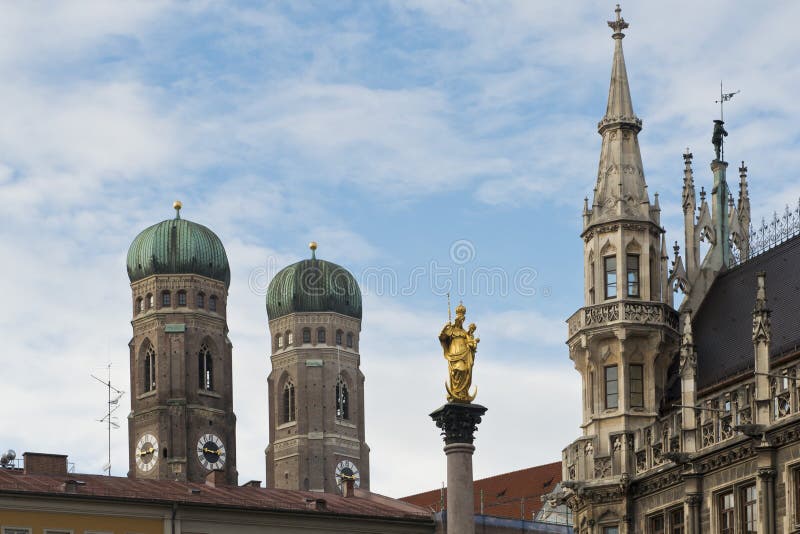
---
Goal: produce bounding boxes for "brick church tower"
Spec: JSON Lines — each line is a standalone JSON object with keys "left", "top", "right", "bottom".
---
{"left": 265, "top": 243, "right": 370, "bottom": 493}
{"left": 125, "top": 201, "right": 237, "bottom": 484}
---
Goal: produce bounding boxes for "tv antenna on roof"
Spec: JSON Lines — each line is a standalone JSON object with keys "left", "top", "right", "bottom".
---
{"left": 91, "top": 363, "right": 125, "bottom": 476}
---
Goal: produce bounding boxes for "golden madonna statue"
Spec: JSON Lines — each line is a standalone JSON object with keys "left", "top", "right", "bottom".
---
{"left": 439, "top": 301, "right": 478, "bottom": 403}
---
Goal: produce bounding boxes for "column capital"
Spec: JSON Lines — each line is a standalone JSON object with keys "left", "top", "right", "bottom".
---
{"left": 430, "top": 403, "right": 488, "bottom": 445}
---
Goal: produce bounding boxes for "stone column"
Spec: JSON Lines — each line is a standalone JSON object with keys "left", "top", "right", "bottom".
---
{"left": 757, "top": 440, "right": 777, "bottom": 534}
{"left": 430, "top": 403, "right": 487, "bottom": 534}
{"left": 683, "top": 473, "right": 702, "bottom": 534}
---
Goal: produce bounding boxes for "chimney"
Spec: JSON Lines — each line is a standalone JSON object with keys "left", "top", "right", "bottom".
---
{"left": 205, "top": 469, "right": 226, "bottom": 488}
{"left": 23, "top": 453, "right": 68, "bottom": 476}
{"left": 344, "top": 477, "right": 355, "bottom": 498}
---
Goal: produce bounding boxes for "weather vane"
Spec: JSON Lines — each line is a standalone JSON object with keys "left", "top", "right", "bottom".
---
{"left": 712, "top": 81, "right": 739, "bottom": 161}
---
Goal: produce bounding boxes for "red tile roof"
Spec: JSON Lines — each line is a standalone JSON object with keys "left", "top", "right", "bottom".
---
{"left": 0, "top": 468, "right": 432, "bottom": 522}
{"left": 400, "top": 461, "right": 562, "bottom": 520}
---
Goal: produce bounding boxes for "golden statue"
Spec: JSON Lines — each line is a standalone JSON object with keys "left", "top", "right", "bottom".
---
{"left": 439, "top": 301, "right": 478, "bottom": 403}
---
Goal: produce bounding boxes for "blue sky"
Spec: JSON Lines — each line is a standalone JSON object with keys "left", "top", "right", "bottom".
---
{"left": 1, "top": 1, "right": 800, "bottom": 499}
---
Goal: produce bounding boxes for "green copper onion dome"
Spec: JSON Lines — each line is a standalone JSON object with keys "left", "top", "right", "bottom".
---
{"left": 127, "top": 201, "right": 231, "bottom": 288}
{"left": 267, "top": 242, "right": 362, "bottom": 320}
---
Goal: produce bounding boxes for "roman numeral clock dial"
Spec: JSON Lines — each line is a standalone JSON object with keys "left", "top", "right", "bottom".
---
{"left": 335, "top": 459, "right": 360, "bottom": 493}
{"left": 135, "top": 433, "right": 159, "bottom": 473}
{"left": 196, "top": 433, "right": 226, "bottom": 470}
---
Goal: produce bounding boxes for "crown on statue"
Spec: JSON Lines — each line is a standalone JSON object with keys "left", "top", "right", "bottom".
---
{"left": 455, "top": 302, "right": 466, "bottom": 316}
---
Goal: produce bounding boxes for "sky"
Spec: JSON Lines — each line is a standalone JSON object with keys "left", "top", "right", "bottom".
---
{"left": 1, "top": 1, "right": 800, "bottom": 501}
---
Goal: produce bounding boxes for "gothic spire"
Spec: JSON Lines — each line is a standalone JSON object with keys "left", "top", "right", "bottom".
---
{"left": 586, "top": 5, "right": 653, "bottom": 230}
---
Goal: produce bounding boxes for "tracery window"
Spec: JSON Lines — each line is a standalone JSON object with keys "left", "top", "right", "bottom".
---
{"left": 198, "top": 343, "right": 214, "bottom": 391}
{"left": 143, "top": 346, "right": 156, "bottom": 393}
{"left": 604, "top": 256, "right": 617, "bottom": 299}
{"left": 282, "top": 380, "right": 296, "bottom": 423}
{"left": 336, "top": 376, "right": 349, "bottom": 420}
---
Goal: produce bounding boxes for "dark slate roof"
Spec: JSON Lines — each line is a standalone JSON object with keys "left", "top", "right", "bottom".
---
{"left": 693, "top": 234, "right": 800, "bottom": 390}
{"left": 401, "top": 461, "right": 562, "bottom": 518}
{"left": 0, "top": 468, "right": 431, "bottom": 522}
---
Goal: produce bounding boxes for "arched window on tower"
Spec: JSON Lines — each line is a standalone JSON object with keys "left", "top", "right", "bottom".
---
{"left": 302, "top": 328, "right": 311, "bottom": 344}
{"left": 198, "top": 343, "right": 214, "bottom": 391}
{"left": 346, "top": 332, "right": 354, "bottom": 349}
{"left": 162, "top": 291, "right": 171, "bottom": 307}
{"left": 282, "top": 380, "right": 296, "bottom": 423}
{"left": 136, "top": 297, "right": 144, "bottom": 314}
{"left": 177, "top": 290, "right": 187, "bottom": 306}
{"left": 209, "top": 295, "right": 217, "bottom": 312}
{"left": 143, "top": 346, "right": 156, "bottom": 393}
{"left": 286, "top": 330, "right": 293, "bottom": 346}
{"left": 317, "top": 328, "right": 326, "bottom": 344}
{"left": 197, "top": 292, "right": 205, "bottom": 309}
{"left": 336, "top": 376, "right": 349, "bottom": 420}
{"left": 146, "top": 293, "right": 154, "bottom": 310}
{"left": 335, "top": 330, "right": 343, "bottom": 346}
{"left": 276, "top": 334, "right": 283, "bottom": 350}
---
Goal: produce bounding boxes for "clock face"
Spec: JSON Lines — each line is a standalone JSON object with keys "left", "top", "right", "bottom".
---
{"left": 135, "top": 433, "right": 159, "bottom": 473}
{"left": 196, "top": 433, "right": 226, "bottom": 470}
{"left": 335, "top": 459, "right": 360, "bottom": 493}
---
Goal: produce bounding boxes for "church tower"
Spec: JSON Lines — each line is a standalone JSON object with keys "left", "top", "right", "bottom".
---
{"left": 565, "top": 5, "right": 679, "bottom": 484}
{"left": 126, "top": 202, "right": 237, "bottom": 484}
{"left": 265, "top": 243, "right": 369, "bottom": 493}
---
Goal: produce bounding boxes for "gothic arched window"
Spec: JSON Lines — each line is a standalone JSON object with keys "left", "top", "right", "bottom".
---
{"left": 302, "top": 328, "right": 311, "bottom": 343}
{"left": 136, "top": 297, "right": 144, "bottom": 314}
{"left": 197, "top": 292, "right": 205, "bottom": 308}
{"left": 209, "top": 295, "right": 217, "bottom": 312}
{"left": 147, "top": 293, "right": 154, "bottom": 309}
{"left": 276, "top": 334, "right": 283, "bottom": 349}
{"left": 143, "top": 346, "right": 156, "bottom": 393}
{"left": 286, "top": 331, "right": 293, "bottom": 346}
{"left": 317, "top": 328, "right": 326, "bottom": 344}
{"left": 177, "top": 290, "right": 187, "bottom": 306}
{"left": 335, "top": 330, "right": 343, "bottom": 346}
{"left": 346, "top": 332, "right": 354, "bottom": 349}
{"left": 282, "top": 380, "right": 296, "bottom": 423}
{"left": 336, "top": 376, "right": 349, "bottom": 420}
{"left": 199, "top": 343, "right": 214, "bottom": 391}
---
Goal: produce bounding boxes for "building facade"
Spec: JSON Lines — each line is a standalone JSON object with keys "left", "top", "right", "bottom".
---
{"left": 264, "top": 243, "right": 371, "bottom": 493}
{"left": 125, "top": 202, "right": 238, "bottom": 485}
{"left": 560, "top": 6, "right": 800, "bottom": 534}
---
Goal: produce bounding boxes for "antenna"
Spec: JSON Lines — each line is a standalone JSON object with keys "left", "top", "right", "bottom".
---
{"left": 714, "top": 81, "right": 739, "bottom": 122}
{"left": 91, "top": 363, "right": 125, "bottom": 476}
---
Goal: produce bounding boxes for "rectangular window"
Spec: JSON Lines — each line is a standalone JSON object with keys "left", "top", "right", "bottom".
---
{"left": 162, "top": 292, "right": 171, "bottom": 306}
{"left": 669, "top": 507, "right": 684, "bottom": 534}
{"left": 589, "top": 261, "right": 596, "bottom": 305}
{"left": 740, "top": 484, "right": 757, "bottom": 534}
{"left": 648, "top": 514, "right": 665, "bottom": 534}
{"left": 197, "top": 293, "right": 205, "bottom": 308}
{"left": 317, "top": 329, "right": 326, "bottom": 343}
{"left": 3, "top": 529, "right": 33, "bottom": 534}
{"left": 718, "top": 491, "right": 734, "bottom": 534}
{"left": 604, "top": 256, "right": 617, "bottom": 298}
{"left": 303, "top": 329, "right": 311, "bottom": 343}
{"left": 627, "top": 254, "right": 640, "bottom": 297}
{"left": 177, "top": 292, "right": 186, "bottom": 306}
{"left": 630, "top": 364, "right": 644, "bottom": 408}
{"left": 605, "top": 365, "right": 618, "bottom": 409}
{"left": 602, "top": 527, "right": 619, "bottom": 534}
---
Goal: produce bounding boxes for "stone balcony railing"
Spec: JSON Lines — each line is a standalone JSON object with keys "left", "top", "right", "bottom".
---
{"left": 567, "top": 300, "right": 679, "bottom": 339}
